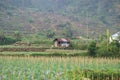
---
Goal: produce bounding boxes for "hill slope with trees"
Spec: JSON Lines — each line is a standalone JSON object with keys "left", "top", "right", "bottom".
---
{"left": 0, "top": 0, "right": 120, "bottom": 39}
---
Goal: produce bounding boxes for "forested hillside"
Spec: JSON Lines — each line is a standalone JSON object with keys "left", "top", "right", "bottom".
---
{"left": 0, "top": 0, "right": 120, "bottom": 38}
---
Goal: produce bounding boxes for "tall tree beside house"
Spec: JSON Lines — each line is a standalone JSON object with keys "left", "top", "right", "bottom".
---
{"left": 62, "top": 22, "right": 74, "bottom": 38}
{"left": 63, "top": 27, "right": 74, "bottom": 38}
{"left": 14, "top": 31, "right": 21, "bottom": 40}
{"left": 46, "top": 29, "right": 55, "bottom": 39}
{"left": 56, "top": 22, "right": 74, "bottom": 38}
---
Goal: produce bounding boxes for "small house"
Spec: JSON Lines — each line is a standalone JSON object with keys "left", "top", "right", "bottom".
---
{"left": 53, "top": 38, "right": 71, "bottom": 47}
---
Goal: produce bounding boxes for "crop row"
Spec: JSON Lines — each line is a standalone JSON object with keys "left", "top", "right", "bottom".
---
{"left": 0, "top": 50, "right": 87, "bottom": 57}
{"left": 0, "top": 56, "right": 119, "bottom": 80}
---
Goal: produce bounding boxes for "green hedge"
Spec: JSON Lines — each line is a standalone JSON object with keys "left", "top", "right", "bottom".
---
{"left": 0, "top": 36, "right": 19, "bottom": 45}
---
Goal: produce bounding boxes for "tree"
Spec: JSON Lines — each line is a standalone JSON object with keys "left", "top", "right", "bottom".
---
{"left": 88, "top": 41, "right": 97, "bottom": 56}
{"left": 63, "top": 22, "right": 74, "bottom": 38}
{"left": 109, "top": 40, "right": 120, "bottom": 56}
{"left": 63, "top": 27, "right": 74, "bottom": 38}
{"left": 14, "top": 31, "right": 21, "bottom": 40}
{"left": 46, "top": 29, "right": 55, "bottom": 39}
{"left": 97, "top": 40, "right": 120, "bottom": 57}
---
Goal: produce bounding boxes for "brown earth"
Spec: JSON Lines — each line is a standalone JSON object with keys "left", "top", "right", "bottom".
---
{"left": 0, "top": 48, "right": 46, "bottom": 52}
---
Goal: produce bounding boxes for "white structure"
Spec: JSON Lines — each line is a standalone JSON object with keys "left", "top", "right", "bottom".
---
{"left": 109, "top": 31, "right": 120, "bottom": 43}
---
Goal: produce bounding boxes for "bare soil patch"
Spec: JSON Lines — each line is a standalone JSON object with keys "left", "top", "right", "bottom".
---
{"left": 0, "top": 47, "right": 46, "bottom": 52}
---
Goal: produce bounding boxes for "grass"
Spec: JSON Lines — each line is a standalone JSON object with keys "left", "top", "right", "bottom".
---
{"left": 0, "top": 45, "right": 47, "bottom": 48}
{"left": 0, "top": 56, "right": 119, "bottom": 80}
{"left": 0, "top": 49, "right": 88, "bottom": 57}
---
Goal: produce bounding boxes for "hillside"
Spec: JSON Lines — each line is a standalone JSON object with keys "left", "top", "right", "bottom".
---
{"left": 0, "top": 0, "right": 120, "bottom": 39}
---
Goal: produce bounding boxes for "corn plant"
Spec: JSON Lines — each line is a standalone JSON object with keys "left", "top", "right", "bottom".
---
{"left": 0, "top": 56, "right": 119, "bottom": 80}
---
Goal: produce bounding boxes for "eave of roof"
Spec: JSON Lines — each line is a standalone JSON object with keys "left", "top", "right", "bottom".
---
{"left": 54, "top": 38, "right": 70, "bottom": 42}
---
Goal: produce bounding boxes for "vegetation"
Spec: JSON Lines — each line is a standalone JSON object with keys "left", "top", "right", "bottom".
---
{"left": 88, "top": 40, "right": 120, "bottom": 57}
{"left": 0, "top": 36, "right": 19, "bottom": 45}
{"left": 88, "top": 30, "right": 120, "bottom": 57}
{"left": 97, "top": 40, "right": 120, "bottom": 57}
{"left": 0, "top": 0, "right": 119, "bottom": 38}
{"left": 71, "top": 40, "right": 88, "bottom": 50}
{"left": 46, "top": 29, "right": 55, "bottom": 39}
{"left": 0, "top": 50, "right": 87, "bottom": 57}
{"left": 0, "top": 0, "right": 120, "bottom": 79}
{"left": 88, "top": 41, "right": 97, "bottom": 56}
{"left": 0, "top": 56, "right": 119, "bottom": 80}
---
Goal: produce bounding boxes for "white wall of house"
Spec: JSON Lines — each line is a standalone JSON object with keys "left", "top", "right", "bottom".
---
{"left": 61, "top": 42, "right": 70, "bottom": 47}
{"left": 54, "top": 41, "right": 58, "bottom": 47}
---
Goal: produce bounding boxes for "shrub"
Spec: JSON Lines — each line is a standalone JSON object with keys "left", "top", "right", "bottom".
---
{"left": 96, "top": 46, "right": 113, "bottom": 57}
{"left": 88, "top": 41, "right": 97, "bottom": 56}
{"left": 108, "top": 40, "right": 120, "bottom": 56}
{"left": 0, "top": 36, "right": 19, "bottom": 45}
{"left": 96, "top": 40, "right": 120, "bottom": 57}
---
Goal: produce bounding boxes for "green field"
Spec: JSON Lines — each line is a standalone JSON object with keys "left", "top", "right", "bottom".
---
{"left": 0, "top": 43, "right": 119, "bottom": 80}
{"left": 0, "top": 49, "right": 87, "bottom": 57}
{"left": 0, "top": 56, "right": 119, "bottom": 80}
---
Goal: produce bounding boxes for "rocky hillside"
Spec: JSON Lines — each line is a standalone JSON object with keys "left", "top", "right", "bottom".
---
{"left": 0, "top": 0, "right": 120, "bottom": 38}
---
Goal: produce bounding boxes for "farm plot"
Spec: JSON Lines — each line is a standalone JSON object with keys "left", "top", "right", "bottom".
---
{"left": 0, "top": 47, "right": 46, "bottom": 52}
{"left": 0, "top": 56, "right": 119, "bottom": 80}
{"left": 0, "top": 49, "right": 87, "bottom": 57}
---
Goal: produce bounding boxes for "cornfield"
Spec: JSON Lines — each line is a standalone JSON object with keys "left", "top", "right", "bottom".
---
{"left": 0, "top": 56, "right": 119, "bottom": 80}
